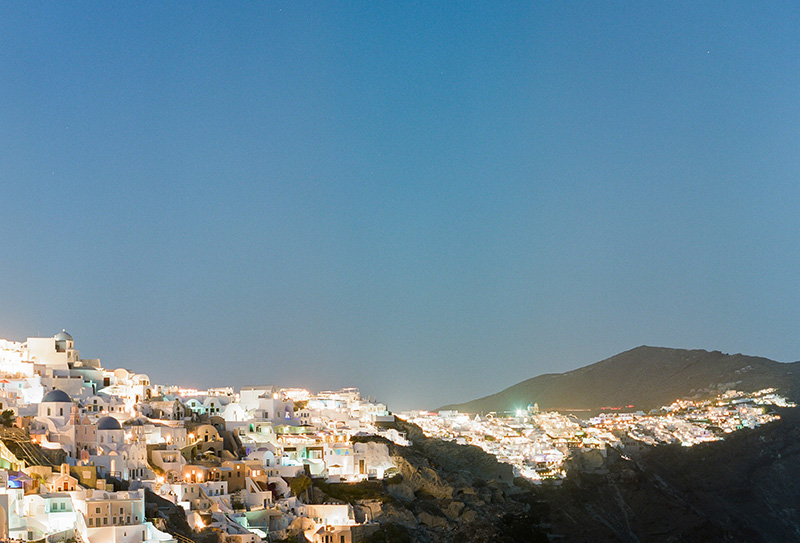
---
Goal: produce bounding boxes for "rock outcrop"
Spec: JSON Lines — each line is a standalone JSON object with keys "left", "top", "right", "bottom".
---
{"left": 310, "top": 419, "right": 548, "bottom": 542}
{"left": 312, "top": 412, "right": 800, "bottom": 542}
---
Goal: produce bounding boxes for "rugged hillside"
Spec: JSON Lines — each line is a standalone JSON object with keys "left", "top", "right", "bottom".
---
{"left": 290, "top": 413, "right": 800, "bottom": 542}
{"left": 294, "top": 418, "right": 550, "bottom": 543}
{"left": 548, "top": 407, "right": 800, "bottom": 542}
{"left": 441, "top": 346, "right": 800, "bottom": 414}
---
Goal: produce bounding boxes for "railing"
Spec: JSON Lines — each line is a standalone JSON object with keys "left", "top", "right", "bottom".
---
{"left": 1, "top": 432, "right": 56, "bottom": 467}
{"left": 172, "top": 533, "right": 198, "bottom": 543}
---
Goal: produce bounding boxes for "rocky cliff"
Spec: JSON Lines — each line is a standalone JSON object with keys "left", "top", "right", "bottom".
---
{"left": 302, "top": 418, "right": 548, "bottom": 543}
{"left": 300, "top": 412, "right": 800, "bottom": 543}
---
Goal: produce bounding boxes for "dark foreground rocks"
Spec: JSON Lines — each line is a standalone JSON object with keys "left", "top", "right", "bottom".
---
{"left": 314, "top": 412, "right": 800, "bottom": 543}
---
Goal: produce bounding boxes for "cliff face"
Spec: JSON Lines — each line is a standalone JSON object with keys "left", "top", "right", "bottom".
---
{"left": 545, "top": 408, "right": 800, "bottom": 542}
{"left": 548, "top": 448, "right": 731, "bottom": 542}
{"left": 316, "top": 414, "right": 800, "bottom": 543}
{"left": 632, "top": 407, "right": 800, "bottom": 542}
{"left": 319, "top": 419, "right": 549, "bottom": 543}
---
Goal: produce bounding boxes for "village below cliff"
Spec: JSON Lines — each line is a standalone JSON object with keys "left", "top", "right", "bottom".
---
{"left": 0, "top": 331, "right": 795, "bottom": 543}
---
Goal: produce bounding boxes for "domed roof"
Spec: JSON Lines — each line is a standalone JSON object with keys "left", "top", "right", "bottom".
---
{"left": 97, "top": 416, "right": 123, "bottom": 431}
{"left": 54, "top": 330, "right": 73, "bottom": 342}
{"left": 42, "top": 389, "right": 72, "bottom": 403}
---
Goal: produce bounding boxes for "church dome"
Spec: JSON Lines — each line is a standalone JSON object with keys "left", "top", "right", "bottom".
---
{"left": 54, "top": 330, "right": 73, "bottom": 342}
{"left": 42, "top": 389, "right": 72, "bottom": 403}
{"left": 97, "top": 416, "right": 123, "bottom": 431}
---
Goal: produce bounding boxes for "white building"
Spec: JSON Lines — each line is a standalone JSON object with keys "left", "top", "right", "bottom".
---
{"left": 70, "top": 487, "right": 175, "bottom": 543}
{"left": 26, "top": 330, "right": 78, "bottom": 372}
{"left": 87, "top": 417, "right": 150, "bottom": 480}
{"left": 31, "top": 389, "right": 77, "bottom": 457}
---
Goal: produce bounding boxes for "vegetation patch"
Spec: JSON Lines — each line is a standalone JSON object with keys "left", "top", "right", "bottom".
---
{"left": 384, "top": 473, "right": 403, "bottom": 485}
{"left": 289, "top": 475, "right": 312, "bottom": 498}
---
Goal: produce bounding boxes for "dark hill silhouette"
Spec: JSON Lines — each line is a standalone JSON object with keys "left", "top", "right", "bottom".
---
{"left": 441, "top": 346, "right": 800, "bottom": 414}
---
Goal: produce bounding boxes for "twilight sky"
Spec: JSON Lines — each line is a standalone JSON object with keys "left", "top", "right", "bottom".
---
{"left": 1, "top": 3, "right": 799, "bottom": 410}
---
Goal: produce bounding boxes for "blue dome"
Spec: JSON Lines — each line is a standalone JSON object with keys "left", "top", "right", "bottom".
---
{"left": 97, "top": 416, "right": 122, "bottom": 431}
{"left": 42, "top": 389, "right": 72, "bottom": 403}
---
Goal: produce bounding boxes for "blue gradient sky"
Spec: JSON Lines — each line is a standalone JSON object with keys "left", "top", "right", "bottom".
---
{"left": 1, "top": 3, "right": 799, "bottom": 410}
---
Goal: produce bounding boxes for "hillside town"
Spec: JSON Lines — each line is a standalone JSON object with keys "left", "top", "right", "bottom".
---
{"left": 0, "top": 332, "right": 406, "bottom": 542}
{"left": 403, "top": 388, "right": 795, "bottom": 482}
{"left": 0, "top": 331, "right": 794, "bottom": 543}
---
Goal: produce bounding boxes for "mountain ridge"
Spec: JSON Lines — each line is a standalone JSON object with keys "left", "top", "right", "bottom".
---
{"left": 441, "top": 345, "right": 800, "bottom": 414}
